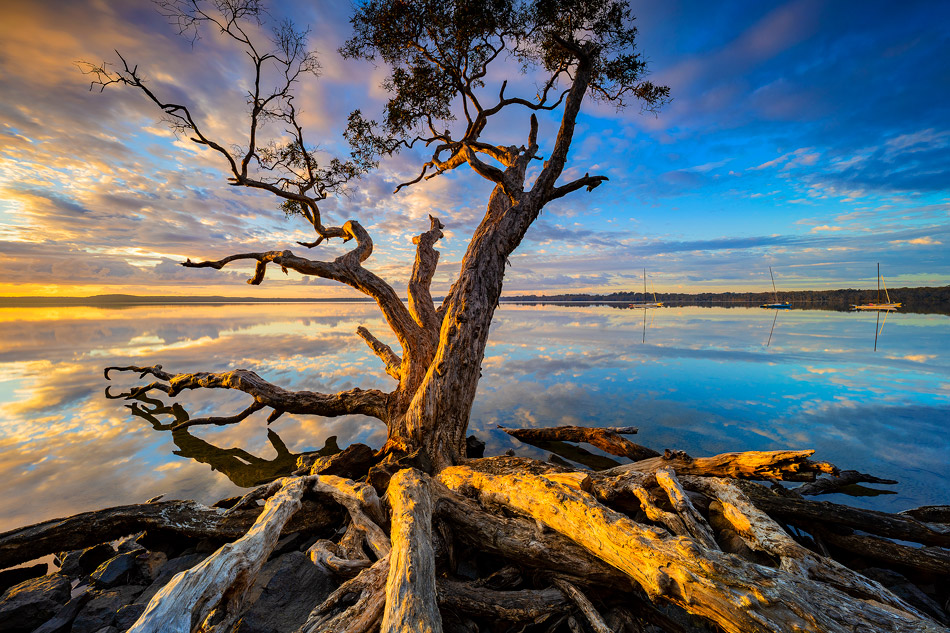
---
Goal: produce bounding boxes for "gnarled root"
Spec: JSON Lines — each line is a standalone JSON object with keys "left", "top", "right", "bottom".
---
{"left": 10, "top": 450, "right": 949, "bottom": 633}
{"left": 438, "top": 465, "right": 944, "bottom": 633}
{"left": 128, "top": 476, "right": 312, "bottom": 633}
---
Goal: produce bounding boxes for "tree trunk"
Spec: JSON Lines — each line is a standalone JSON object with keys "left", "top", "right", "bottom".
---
{"left": 389, "top": 178, "right": 531, "bottom": 469}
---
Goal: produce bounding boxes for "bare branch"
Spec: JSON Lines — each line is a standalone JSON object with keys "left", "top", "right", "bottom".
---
{"left": 172, "top": 400, "right": 266, "bottom": 430}
{"left": 182, "top": 220, "right": 423, "bottom": 355}
{"left": 546, "top": 174, "right": 609, "bottom": 203}
{"left": 357, "top": 326, "right": 403, "bottom": 380}
{"left": 107, "top": 365, "right": 389, "bottom": 422}
{"left": 408, "top": 215, "right": 445, "bottom": 333}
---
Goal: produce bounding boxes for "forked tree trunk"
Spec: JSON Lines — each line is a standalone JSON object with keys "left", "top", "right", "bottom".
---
{"left": 388, "top": 175, "right": 535, "bottom": 470}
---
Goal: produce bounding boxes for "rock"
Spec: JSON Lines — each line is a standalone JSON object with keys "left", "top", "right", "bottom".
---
{"left": 0, "top": 562, "right": 47, "bottom": 595}
{"left": 90, "top": 552, "right": 139, "bottom": 588}
{"left": 31, "top": 587, "right": 94, "bottom": 633}
{"left": 195, "top": 538, "right": 222, "bottom": 554}
{"left": 861, "top": 568, "right": 949, "bottom": 625}
{"left": 134, "top": 552, "right": 206, "bottom": 606}
{"left": 70, "top": 584, "right": 145, "bottom": 633}
{"left": 234, "top": 551, "right": 336, "bottom": 633}
{"left": 114, "top": 532, "right": 147, "bottom": 554}
{"left": 115, "top": 602, "right": 147, "bottom": 630}
{"left": 55, "top": 550, "right": 82, "bottom": 578}
{"left": 139, "top": 551, "right": 168, "bottom": 582}
{"left": 270, "top": 532, "right": 306, "bottom": 559}
{"left": 77, "top": 544, "right": 117, "bottom": 576}
{"left": 0, "top": 573, "right": 71, "bottom": 633}
{"left": 466, "top": 435, "right": 486, "bottom": 458}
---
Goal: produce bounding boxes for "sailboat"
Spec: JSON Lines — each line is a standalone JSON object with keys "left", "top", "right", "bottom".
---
{"left": 852, "top": 263, "right": 901, "bottom": 311}
{"left": 630, "top": 268, "right": 663, "bottom": 308}
{"left": 760, "top": 266, "right": 791, "bottom": 309}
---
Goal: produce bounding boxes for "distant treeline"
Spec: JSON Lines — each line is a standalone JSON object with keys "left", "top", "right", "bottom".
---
{"left": 0, "top": 294, "right": 374, "bottom": 307}
{"left": 503, "top": 286, "right": 950, "bottom": 314}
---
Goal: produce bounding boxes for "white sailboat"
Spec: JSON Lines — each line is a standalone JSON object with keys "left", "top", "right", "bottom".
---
{"left": 760, "top": 266, "right": 790, "bottom": 309}
{"left": 630, "top": 268, "right": 663, "bottom": 308}
{"left": 852, "top": 263, "right": 901, "bottom": 311}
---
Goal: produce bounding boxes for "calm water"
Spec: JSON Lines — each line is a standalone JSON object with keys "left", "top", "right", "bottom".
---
{"left": 1, "top": 302, "right": 947, "bottom": 534}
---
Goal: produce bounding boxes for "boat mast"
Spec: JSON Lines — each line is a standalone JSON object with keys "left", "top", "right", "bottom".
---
{"left": 643, "top": 268, "right": 647, "bottom": 302}
{"left": 769, "top": 266, "right": 778, "bottom": 303}
{"left": 877, "top": 262, "right": 881, "bottom": 304}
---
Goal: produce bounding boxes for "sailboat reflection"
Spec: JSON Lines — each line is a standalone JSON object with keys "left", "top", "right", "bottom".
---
{"left": 873, "top": 309, "right": 890, "bottom": 352}
{"left": 106, "top": 390, "right": 340, "bottom": 487}
{"left": 640, "top": 306, "right": 659, "bottom": 343}
{"left": 766, "top": 309, "right": 779, "bottom": 348}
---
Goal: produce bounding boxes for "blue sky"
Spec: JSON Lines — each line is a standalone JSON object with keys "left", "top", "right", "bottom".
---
{"left": 0, "top": 0, "right": 948, "bottom": 296}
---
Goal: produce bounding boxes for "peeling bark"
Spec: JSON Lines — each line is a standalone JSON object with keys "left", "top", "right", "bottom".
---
{"left": 382, "top": 469, "right": 442, "bottom": 633}
{"left": 437, "top": 579, "right": 569, "bottom": 621}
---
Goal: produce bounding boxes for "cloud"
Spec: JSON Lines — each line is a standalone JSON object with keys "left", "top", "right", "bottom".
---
{"left": 889, "top": 236, "right": 942, "bottom": 246}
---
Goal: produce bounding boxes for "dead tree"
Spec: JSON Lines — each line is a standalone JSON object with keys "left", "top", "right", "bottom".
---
{"left": 41, "top": 1, "right": 947, "bottom": 632}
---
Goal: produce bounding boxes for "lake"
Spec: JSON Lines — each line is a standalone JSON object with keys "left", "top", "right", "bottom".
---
{"left": 1, "top": 302, "right": 947, "bottom": 534}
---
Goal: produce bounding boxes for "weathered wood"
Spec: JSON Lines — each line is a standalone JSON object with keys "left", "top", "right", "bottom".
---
{"left": 683, "top": 476, "right": 917, "bottom": 611}
{"left": 731, "top": 479, "right": 950, "bottom": 546}
{"left": 818, "top": 529, "right": 950, "bottom": 575}
{"left": 432, "top": 480, "right": 636, "bottom": 590}
{"left": 312, "top": 475, "right": 390, "bottom": 558}
{"left": 382, "top": 468, "right": 442, "bottom": 633}
{"left": 901, "top": 505, "right": 950, "bottom": 524}
{"left": 607, "top": 449, "right": 837, "bottom": 481}
{"left": 298, "top": 555, "right": 389, "bottom": 633}
{"left": 128, "top": 476, "right": 310, "bottom": 633}
{"left": 293, "top": 443, "right": 377, "bottom": 478}
{"left": 542, "top": 471, "right": 593, "bottom": 492}
{"left": 655, "top": 468, "right": 718, "bottom": 550}
{"left": 437, "top": 578, "right": 569, "bottom": 621}
{"left": 552, "top": 578, "right": 613, "bottom": 633}
{"left": 501, "top": 425, "right": 658, "bottom": 461}
{"left": 795, "top": 469, "right": 898, "bottom": 496}
{"left": 307, "top": 539, "right": 373, "bottom": 577}
{"left": 439, "top": 465, "right": 945, "bottom": 633}
{"left": 0, "top": 497, "right": 337, "bottom": 570}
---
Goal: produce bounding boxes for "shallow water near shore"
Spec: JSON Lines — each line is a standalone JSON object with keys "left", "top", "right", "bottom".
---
{"left": 1, "top": 302, "right": 947, "bottom": 534}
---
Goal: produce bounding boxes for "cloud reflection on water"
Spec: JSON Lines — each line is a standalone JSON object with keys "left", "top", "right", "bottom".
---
{"left": 0, "top": 302, "right": 947, "bottom": 532}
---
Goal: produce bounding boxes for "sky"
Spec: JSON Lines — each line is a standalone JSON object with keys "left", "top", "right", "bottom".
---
{"left": 1, "top": 0, "right": 948, "bottom": 297}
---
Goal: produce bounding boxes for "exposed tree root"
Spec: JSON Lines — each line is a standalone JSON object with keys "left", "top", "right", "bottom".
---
{"left": 6, "top": 446, "right": 949, "bottom": 633}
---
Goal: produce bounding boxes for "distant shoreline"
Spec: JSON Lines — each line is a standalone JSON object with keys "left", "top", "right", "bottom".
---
{"left": 1, "top": 286, "right": 948, "bottom": 314}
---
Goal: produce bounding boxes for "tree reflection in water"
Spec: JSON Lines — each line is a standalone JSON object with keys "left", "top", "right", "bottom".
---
{"left": 105, "top": 388, "right": 340, "bottom": 488}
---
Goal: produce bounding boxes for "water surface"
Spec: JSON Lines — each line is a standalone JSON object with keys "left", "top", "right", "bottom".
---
{"left": 1, "top": 302, "right": 947, "bottom": 533}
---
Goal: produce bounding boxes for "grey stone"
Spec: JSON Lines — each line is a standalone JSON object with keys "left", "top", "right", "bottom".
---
{"left": 70, "top": 584, "right": 145, "bottom": 633}
{"left": 0, "top": 562, "right": 47, "bottom": 595}
{"left": 90, "top": 552, "right": 139, "bottom": 588}
{"left": 234, "top": 551, "right": 336, "bottom": 633}
{"left": 31, "top": 587, "right": 94, "bottom": 633}
{"left": 114, "top": 532, "right": 147, "bottom": 554}
{"left": 134, "top": 552, "right": 207, "bottom": 606}
{"left": 55, "top": 550, "right": 82, "bottom": 578}
{"left": 115, "top": 602, "right": 147, "bottom": 630}
{"left": 861, "top": 568, "right": 949, "bottom": 625}
{"left": 0, "top": 573, "right": 71, "bottom": 633}
{"left": 77, "top": 544, "right": 117, "bottom": 576}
